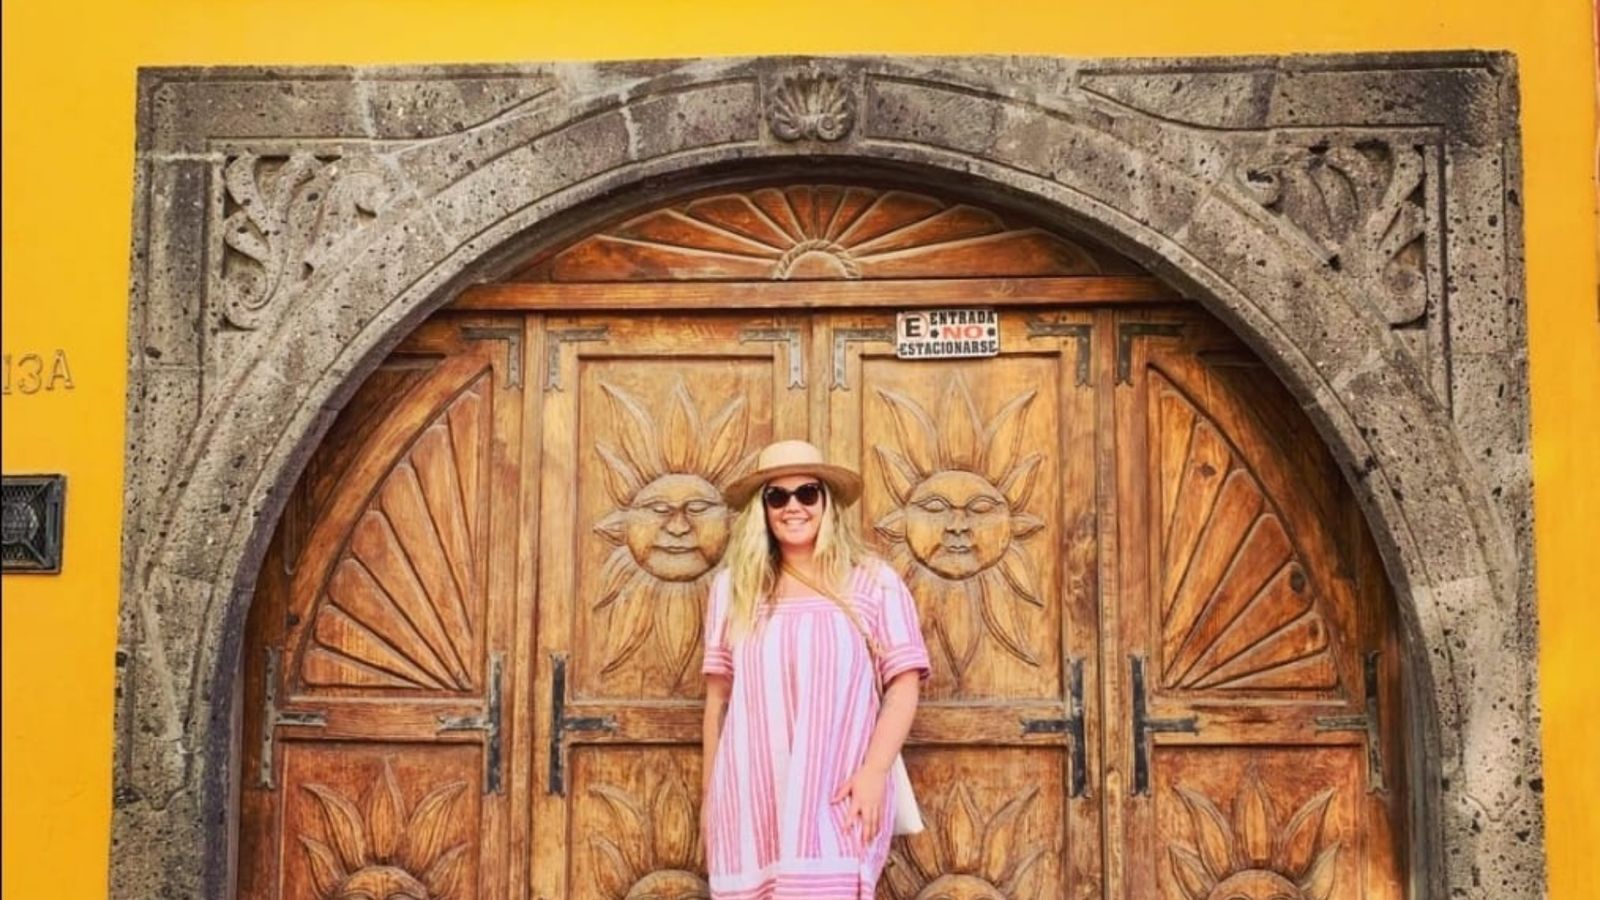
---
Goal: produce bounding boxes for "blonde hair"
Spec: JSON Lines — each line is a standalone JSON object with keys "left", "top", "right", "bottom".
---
{"left": 722, "top": 481, "right": 870, "bottom": 638}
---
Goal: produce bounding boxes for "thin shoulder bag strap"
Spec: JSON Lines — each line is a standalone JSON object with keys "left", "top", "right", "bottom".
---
{"left": 779, "top": 563, "right": 884, "bottom": 693}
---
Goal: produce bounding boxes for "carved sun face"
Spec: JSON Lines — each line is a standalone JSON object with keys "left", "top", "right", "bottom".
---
{"left": 593, "top": 380, "right": 753, "bottom": 687}
{"left": 1168, "top": 773, "right": 1340, "bottom": 900}
{"left": 882, "top": 784, "right": 1046, "bottom": 900}
{"left": 873, "top": 375, "right": 1046, "bottom": 678}
{"left": 298, "top": 760, "right": 468, "bottom": 900}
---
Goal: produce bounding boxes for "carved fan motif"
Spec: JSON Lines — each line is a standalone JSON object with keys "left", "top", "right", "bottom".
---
{"left": 586, "top": 768, "right": 708, "bottom": 900}
{"left": 592, "top": 380, "right": 755, "bottom": 689}
{"left": 1167, "top": 773, "right": 1339, "bottom": 900}
{"left": 873, "top": 374, "right": 1046, "bottom": 680}
{"left": 298, "top": 759, "right": 470, "bottom": 900}
{"left": 1153, "top": 374, "right": 1338, "bottom": 692}
{"left": 536, "top": 185, "right": 1108, "bottom": 282}
{"left": 301, "top": 381, "right": 487, "bottom": 691}
{"left": 882, "top": 785, "right": 1047, "bottom": 900}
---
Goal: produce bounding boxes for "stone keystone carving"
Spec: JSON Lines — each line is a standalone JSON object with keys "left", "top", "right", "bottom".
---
{"left": 766, "top": 73, "right": 855, "bottom": 142}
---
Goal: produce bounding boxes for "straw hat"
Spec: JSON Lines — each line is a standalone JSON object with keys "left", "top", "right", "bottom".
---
{"left": 724, "top": 439, "right": 863, "bottom": 508}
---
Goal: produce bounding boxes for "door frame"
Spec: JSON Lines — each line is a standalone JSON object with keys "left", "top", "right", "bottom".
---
{"left": 113, "top": 55, "right": 1538, "bottom": 900}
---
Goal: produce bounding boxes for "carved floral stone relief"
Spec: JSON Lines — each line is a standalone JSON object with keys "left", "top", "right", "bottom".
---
{"left": 1234, "top": 139, "right": 1435, "bottom": 329}
{"left": 220, "top": 151, "right": 403, "bottom": 329}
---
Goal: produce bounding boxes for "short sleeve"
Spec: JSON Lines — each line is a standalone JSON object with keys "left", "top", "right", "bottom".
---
{"left": 870, "top": 562, "right": 931, "bottom": 683}
{"left": 701, "top": 570, "right": 734, "bottom": 678}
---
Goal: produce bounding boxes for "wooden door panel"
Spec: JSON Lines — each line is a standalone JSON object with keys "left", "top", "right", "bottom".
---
{"left": 1111, "top": 308, "right": 1402, "bottom": 899}
{"left": 276, "top": 743, "right": 488, "bottom": 900}
{"left": 882, "top": 748, "right": 1070, "bottom": 900}
{"left": 1148, "top": 369, "right": 1342, "bottom": 699}
{"left": 568, "top": 747, "right": 707, "bottom": 900}
{"left": 240, "top": 316, "right": 525, "bottom": 900}
{"left": 823, "top": 310, "right": 1101, "bottom": 900}
{"left": 1150, "top": 746, "right": 1365, "bottom": 900}
{"left": 572, "top": 355, "right": 777, "bottom": 700}
{"left": 532, "top": 314, "right": 809, "bottom": 900}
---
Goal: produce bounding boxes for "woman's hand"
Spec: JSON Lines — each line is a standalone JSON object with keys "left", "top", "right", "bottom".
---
{"left": 832, "top": 765, "right": 889, "bottom": 843}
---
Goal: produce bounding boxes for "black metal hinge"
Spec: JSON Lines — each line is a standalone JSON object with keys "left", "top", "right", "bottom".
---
{"left": 257, "top": 647, "right": 327, "bottom": 788}
{"left": 1019, "top": 657, "right": 1089, "bottom": 797}
{"left": 437, "top": 653, "right": 504, "bottom": 794}
{"left": 1314, "top": 651, "right": 1387, "bottom": 793}
{"left": 1025, "top": 319, "right": 1093, "bottom": 386}
{"left": 1116, "top": 322, "right": 1184, "bottom": 384}
{"left": 547, "top": 654, "right": 618, "bottom": 795}
{"left": 1131, "top": 655, "right": 1199, "bottom": 795}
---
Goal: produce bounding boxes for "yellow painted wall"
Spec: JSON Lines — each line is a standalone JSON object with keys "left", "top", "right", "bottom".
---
{"left": 3, "top": 1, "right": 1596, "bottom": 897}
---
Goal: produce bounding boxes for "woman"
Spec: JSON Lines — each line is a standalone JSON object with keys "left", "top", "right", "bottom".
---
{"left": 701, "top": 439, "right": 930, "bottom": 900}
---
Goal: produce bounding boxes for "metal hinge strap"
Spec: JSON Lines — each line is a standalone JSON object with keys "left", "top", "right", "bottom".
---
{"left": 1314, "top": 651, "right": 1387, "bottom": 793}
{"left": 1131, "top": 655, "right": 1199, "bottom": 796}
{"left": 436, "top": 653, "right": 504, "bottom": 794}
{"left": 257, "top": 647, "right": 327, "bottom": 788}
{"left": 547, "top": 654, "right": 618, "bottom": 795}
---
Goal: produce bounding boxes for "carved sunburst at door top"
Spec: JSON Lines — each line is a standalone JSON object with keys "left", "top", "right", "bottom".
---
{"left": 519, "top": 185, "right": 1125, "bottom": 282}
{"left": 1153, "top": 372, "right": 1339, "bottom": 694}
{"left": 873, "top": 374, "right": 1046, "bottom": 680}
{"left": 592, "top": 380, "right": 756, "bottom": 689}
{"left": 1168, "top": 773, "right": 1340, "bottom": 900}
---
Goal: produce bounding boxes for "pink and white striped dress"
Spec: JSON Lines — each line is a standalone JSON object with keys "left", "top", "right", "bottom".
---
{"left": 701, "top": 561, "right": 931, "bottom": 900}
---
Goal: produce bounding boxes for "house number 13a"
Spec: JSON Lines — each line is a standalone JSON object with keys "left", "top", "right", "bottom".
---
{"left": 2, "top": 350, "right": 75, "bottom": 395}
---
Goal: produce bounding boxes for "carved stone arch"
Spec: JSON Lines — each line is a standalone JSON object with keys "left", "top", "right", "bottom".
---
{"left": 115, "top": 55, "right": 1536, "bottom": 899}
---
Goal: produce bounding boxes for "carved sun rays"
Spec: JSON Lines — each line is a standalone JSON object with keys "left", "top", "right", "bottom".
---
{"left": 873, "top": 374, "right": 1046, "bottom": 680}
{"left": 592, "top": 380, "right": 755, "bottom": 689}
{"left": 1168, "top": 773, "right": 1340, "bottom": 900}
{"left": 298, "top": 759, "right": 469, "bottom": 900}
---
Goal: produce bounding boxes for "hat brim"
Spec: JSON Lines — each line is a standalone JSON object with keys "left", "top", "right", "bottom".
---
{"left": 724, "top": 462, "right": 863, "bottom": 509}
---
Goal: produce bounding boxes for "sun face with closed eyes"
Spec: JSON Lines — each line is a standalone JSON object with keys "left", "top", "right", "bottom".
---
{"left": 592, "top": 380, "right": 754, "bottom": 689}
{"left": 872, "top": 374, "right": 1046, "bottom": 680}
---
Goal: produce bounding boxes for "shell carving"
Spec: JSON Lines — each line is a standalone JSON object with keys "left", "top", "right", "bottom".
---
{"left": 767, "top": 73, "right": 855, "bottom": 142}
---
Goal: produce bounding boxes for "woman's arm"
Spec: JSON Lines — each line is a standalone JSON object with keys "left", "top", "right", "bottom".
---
{"left": 860, "top": 670, "right": 919, "bottom": 775}
{"left": 702, "top": 674, "right": 732, "bottom": 799}
{"left": 833, "top": 670, "right": 920, "bottom": 841}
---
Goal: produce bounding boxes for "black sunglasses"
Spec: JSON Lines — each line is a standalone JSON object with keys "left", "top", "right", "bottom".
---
{"left": 763, "top": 482, "right": 826, "bottom": 510}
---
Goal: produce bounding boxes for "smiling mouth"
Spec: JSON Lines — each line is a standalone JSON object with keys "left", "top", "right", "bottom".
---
{"left": 654, "top": 546, "right": 699, "bottom": 554}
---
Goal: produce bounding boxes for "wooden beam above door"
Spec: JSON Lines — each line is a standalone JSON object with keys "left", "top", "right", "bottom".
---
{"left": 449, "top": 276, "right": 1183, "bottom": 311}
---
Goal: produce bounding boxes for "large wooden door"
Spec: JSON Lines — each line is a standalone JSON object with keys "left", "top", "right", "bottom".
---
{"left": 239, "top": 183, "right": 1406, "bottom": 900}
